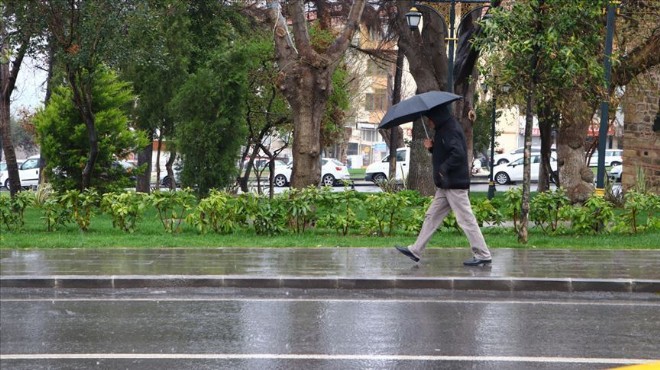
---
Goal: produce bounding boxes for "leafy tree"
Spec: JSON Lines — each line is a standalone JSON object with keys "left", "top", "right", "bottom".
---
{"left": 35, "top": 65, "right": 147, "bottom": 193}
{"left": 476, "top": 0, "right": 660, "bottom": 205}
{"left": 171, "top": 48, "right": 250, "bottom": 196}
{"left": 41, "top": 0, "right": 139, "bottom": 189}
{"left": 120, "top": 0, "right": 193, "bottom": 192}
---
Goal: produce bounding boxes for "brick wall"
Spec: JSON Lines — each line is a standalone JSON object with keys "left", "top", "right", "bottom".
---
{"left": 621, "top": 66, "right": 660, "bottom": 193}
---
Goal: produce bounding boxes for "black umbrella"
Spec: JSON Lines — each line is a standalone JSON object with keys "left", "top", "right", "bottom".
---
{"left": 378, "top": 91, "right": 462, "bottom": 132}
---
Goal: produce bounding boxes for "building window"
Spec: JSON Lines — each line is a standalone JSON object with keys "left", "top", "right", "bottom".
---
{"left": 365, "top": 89, "right": 387, "bottom": 111}
{"left": 361, "top": 128, "right": 378, "bottom": 142}
{"left": 347, "top": 142, "right": 359, "bottom": 156}
{"left": 366, "top": 59, "right": 388, "bottom": 77}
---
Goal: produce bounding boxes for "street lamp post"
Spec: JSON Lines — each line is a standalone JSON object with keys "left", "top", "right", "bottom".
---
{"left": 595, "top": 0, "right": 619, "bottom": 195}
{"left": 405, "top": 0, "right": 492, "bottom": 93}
{"left": 482, "top": 80, "right": 509, "bottom": 199}
{"left": 488, "top": 88, "right": 497, "bottom": 199}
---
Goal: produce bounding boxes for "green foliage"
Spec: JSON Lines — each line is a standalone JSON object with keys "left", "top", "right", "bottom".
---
{"left": 502, "top": 188, "right": 523, "bottom": 231}
{"left": 149, "top": 189, "right": 196, "bottom": 233}
{"left": 101, "top": 192, "right": 148, "bottom": 233}
{"left": 0, "top": 192, "right": 34, "bottom": 231}
{"left": 35, "top": 65, "right": 148, "bottom": 193}
{"left": 283, "top": 186, "right": 328, "bottom": 234}
{"left": 476, "top": 0, "right": 606, "bottom": 111}
{"left": 561, "top": 195, "right": 614, "bottom": 234}
{"left": 472, "top": 198, "right": 504, "bottom": 227}
{"left": 530, "top": 188, "right": 570, "bottom": 233}
{"left": 59, "top": 189, "right": 99, "bottom": 232}
{"left": 172, "top": 47, "right": 249, "bottom": 196}
{"left": 363, "top": 192, "right": 410, "bottom": 236}
{"left": 252, "top": 198, "right": 287, "bottom": 236}
{"left": 317, "top": 187, "right": 361, "bottom": 236}
{"left": 614, "top": 190, "right": 660, "bottom": 234}
{"left": 39, "top": 197, "right": 71, "bottom": 232}
{"left": 186, "top": 190, "right": 241, "bottom": 234}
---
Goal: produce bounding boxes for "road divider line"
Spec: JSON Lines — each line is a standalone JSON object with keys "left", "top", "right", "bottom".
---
{"left": 0, "top": 353, "right": 655, "bottom": 365}
{"left": 2, "top": 297, "right": 658, "bottom": 306}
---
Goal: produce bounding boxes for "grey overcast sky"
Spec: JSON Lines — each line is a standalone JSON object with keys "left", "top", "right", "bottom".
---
{"left": 11, "top": 56, "right": 47, "bottom": 113}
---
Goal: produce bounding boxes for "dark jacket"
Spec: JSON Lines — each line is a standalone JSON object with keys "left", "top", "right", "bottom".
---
{"left": 428, "top": 107, "right": 470, "bottom": 189}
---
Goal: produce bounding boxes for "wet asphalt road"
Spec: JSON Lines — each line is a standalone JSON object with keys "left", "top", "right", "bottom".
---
{"left": 1, "top": 288, "right": 658, "bottom": 370}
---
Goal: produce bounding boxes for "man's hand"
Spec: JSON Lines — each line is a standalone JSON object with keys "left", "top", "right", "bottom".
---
{"left": 423, "top": 138, "right": 433, "bottom": 149}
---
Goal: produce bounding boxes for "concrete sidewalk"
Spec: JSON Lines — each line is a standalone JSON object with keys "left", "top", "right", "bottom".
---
{"left": 1, "top": 248, "right": 658, "bottom": 293}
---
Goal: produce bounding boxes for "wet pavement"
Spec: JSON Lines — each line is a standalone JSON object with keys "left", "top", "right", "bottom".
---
{"left": 1, "top": 287, "right": 658, "bottom": 369}
{"left": 1, "top": 248, "right": 658, "bottom": 293}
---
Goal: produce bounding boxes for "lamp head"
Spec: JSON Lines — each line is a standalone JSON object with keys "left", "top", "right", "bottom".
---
{"left": 406, "top": 7, "right": 422, "bottom": 30}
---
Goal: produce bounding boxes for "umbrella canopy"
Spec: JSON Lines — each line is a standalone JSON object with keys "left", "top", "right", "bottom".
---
{"left": 378, "top": 91, "right": 461, "bottom": 130}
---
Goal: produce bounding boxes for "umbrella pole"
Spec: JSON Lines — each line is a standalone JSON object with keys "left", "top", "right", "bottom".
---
{"left": 422, "top": 118, "right": 430, "bottom": 138}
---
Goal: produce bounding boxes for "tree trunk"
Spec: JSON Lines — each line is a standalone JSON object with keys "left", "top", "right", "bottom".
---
{"left": 407, "top": 117, "right": 434, "bottom": 196}
{"left": 290, "top": 93, "right": 324, "bottom": 188}
{"left": 68, "top": 71, "right": 98, "bottom": 190}
{"left": 537, "top": 103, "right": 557, "bottom": 191}
{"left": 136, "top": 138, "right": 152, "bottom": 193}
{"left": 0, "top": 27, "right": 28, "bottom": 197}
{"left": 0, "top": 97, "right": 21, "bottom": 196}
{"left": 557, "top": 92, "right": 595, "bottom": 204}
{"left": 454, "top": 67, "right": 478, "bottom": 170}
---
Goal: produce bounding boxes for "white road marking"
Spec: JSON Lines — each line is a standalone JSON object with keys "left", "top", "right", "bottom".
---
{"left": 0, "top": 353, "right": 655, "bottom": 364}
{"left": 1, "top": 297, "right": 658, "bottom": 306}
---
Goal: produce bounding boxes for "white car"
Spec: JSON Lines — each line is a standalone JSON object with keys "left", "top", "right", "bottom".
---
{"left": 493, "top": 153, "right": 557, "bottom": 185}
{"left": 0, "top": 161, "right": 7, "bottom": 188}
{"left": 587, "top": 149, "right": 622, "bottom": 167}
{"left": 609, "top": 164, "right": 622, "bottom": 183}
{"left": 493, "top": 146, "right": 556, "bottom": 166}
{"left": 273, "top": 158, "right": 351, "bottom": 187}
{"left": 364, "top": 147, "right": 410, "bottom": 183}
{"left": 3, "top": 155, "right": 42, "bottom": 190}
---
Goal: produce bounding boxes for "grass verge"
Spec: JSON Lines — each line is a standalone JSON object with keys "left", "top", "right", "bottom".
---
{"left": 1, "top": 207, "right": 657, "bottom": 249}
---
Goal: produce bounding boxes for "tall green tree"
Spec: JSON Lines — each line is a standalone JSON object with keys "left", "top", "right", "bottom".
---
{"left": 171, "top": 47, "right": 250, "bottom": 196}
{"left": 35, "top": 65, "right": 147, "bottom": 193}
{"left": 120, "top": 0, "right": 193, "bottom": 192}
{"left": 41, "top": 0, "right": 139, "bottom": 189}
{"left": 477, "top": 0, "right": 660, "bottom": 205}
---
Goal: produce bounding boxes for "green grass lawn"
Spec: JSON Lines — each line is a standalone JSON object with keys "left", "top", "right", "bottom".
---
{"left": 1, "top": 206, "right": 657, "bottom": 250}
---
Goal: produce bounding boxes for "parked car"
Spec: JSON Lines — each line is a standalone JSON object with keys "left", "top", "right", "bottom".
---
{"left": 0, "top": 161, "right": 7, "bottom": 188}
{"left": 364, "top": 147, "right": 410, "bottom": 183}
{"left": 493, "top": 153, "right": 557, "bottom": 185}
{"left": 609, "top": 164, "right": 622, "bottom": 183}
{"left": 3, "top": 155, "right": 42, "bottom": 190}
{"left": 273, "top": 158, "right": 351, "bottom": 187}
{"left": 587, "top": 149, "right": 622, "bottom": 167}
{"left": 244, "top": 158, "right": 289, "bottom": 171}
{"left": 493, "top": 146, "right": 556, "bottom": 166}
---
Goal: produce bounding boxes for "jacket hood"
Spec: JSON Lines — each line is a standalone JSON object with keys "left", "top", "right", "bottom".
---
{"left": 427, "top": 105, "right": 452, "bottom": 126}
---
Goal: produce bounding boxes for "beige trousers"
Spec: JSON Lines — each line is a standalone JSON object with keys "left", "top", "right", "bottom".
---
{"left": 409, "top": 188, "right": 491, "bottom": 260}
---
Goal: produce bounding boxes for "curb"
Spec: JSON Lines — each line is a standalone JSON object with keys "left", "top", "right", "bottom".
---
{"left": 2, "top": 275, "right": 658, "bottom": 293}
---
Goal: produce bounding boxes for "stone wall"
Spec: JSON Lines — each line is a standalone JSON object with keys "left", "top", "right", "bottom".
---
{"left": 621, "top": 66, "right": 660, "bottom": 193}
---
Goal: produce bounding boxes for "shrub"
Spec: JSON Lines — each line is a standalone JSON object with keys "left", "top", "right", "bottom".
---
{"left": 0, "top": 191, "right": 35, "bottom": 231}
{"left": 101, "top": 191, "right": 148, "bottom": 233}
{"left": 149, "top": 189, "right": 196, "bottom": 233}
{"left": 59, "top": 189, "right": 99, "bottom": 231}
{"left": 186, "top": 190, "right": 239, "bottom": 234}
{"left": 530, "top": 188, "right": 570, "bottom": 233}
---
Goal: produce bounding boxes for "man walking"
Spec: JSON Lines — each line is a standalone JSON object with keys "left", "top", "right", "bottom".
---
{"left": 395, "top": 104, "right": 492, "bottom": 266}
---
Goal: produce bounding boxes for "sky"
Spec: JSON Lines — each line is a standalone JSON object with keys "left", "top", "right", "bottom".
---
{"left": 11, "top": 56, "right": 48, "bottom": 114}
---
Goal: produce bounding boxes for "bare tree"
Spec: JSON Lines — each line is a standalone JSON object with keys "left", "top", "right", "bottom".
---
{"left": 266, "top": 0, "right": 366, "bottom": 189}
